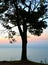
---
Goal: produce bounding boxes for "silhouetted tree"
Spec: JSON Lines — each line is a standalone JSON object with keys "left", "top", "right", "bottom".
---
{"left": 4, "top": 0, "right": 9, "bottom": 4}
{"left": 0, "top": 0, "right": 1, "bottom": 2}
{"left": 1, "top": 0, "right": 48, "bottom": 61}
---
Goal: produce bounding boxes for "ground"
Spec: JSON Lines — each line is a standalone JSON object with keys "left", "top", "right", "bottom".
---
{"left": 0, "top": 60, "right": 47, "bottom": 65}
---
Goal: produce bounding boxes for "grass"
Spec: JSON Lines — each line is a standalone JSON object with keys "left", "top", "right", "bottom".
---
{"left": 0, "top": 60, "right": 48, "bottom": 65}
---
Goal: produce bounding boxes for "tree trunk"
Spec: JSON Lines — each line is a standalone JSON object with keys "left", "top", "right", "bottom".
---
{"left": 13, "top": 0, "right": 27, "bottom": 61}
{"left": 21, "top": 36, "right": 27, "bottom": 61}
{"left": 21, "top": 20, "right": 27, "bottom": 61}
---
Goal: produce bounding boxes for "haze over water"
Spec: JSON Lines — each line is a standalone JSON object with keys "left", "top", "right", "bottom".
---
{"left": 0, "top": 40, "right": 48, "bottom": 64}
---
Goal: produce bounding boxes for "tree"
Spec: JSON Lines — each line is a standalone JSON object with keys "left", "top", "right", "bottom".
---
{"left": 0, "top": 0, "right": 48, "bottom": 61}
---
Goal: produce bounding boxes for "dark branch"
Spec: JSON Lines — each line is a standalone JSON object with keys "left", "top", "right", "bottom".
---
{"left": 42, "top": 17, "right": 48, "bottom": 21}
{"left": 13, "top": 0, "right": 23, "bottom": 37}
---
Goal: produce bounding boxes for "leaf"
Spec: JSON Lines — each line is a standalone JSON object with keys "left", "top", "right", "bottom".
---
{"left": 12, "top": 38, "right": 16, "bottom": 42}
{"left": 21, "top": 0, "right": 25, "bottom": 4}
{"left": 10, "top": 41, "right": 12, "bottom": 44}
{"left": 12, "top": 31, "right": 16, "bottom": 35}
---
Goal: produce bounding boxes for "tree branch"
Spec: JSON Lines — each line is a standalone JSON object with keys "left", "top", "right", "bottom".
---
{"left": 13, "top": 0, "right": 23, "bottom": 37}
{"left": 33, "top": 1, "right": 40, "bottom": 11}
{"left": 42, "top": 17, "right": 48, "bottom": 21}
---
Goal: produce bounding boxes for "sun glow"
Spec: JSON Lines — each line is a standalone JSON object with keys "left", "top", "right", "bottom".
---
{"left": 0, "top": 31, "right": 48, "bottom": 44}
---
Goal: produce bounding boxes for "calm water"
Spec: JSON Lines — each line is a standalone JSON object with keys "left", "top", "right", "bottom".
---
{"left": 0, "top": 42, "right": 48, "bottom": 63}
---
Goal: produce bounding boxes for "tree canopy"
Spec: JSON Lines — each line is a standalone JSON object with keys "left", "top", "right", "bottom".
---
{"left": 1, "top": 0, "right": 48, "bottom": 38}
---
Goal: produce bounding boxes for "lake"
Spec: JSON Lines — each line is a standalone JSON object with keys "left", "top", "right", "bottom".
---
{"left": 0, "top": 42, "right": 48, "bottom": 64}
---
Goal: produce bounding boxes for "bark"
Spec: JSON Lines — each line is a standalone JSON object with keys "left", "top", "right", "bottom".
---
{"left": 21, "top": 19, "right": 27, "bottom": 61}
{"left": 21, "top": 34, "right": 27, "bottom": 61}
